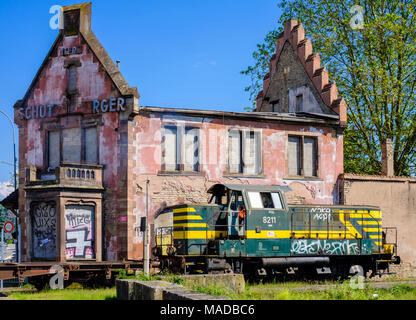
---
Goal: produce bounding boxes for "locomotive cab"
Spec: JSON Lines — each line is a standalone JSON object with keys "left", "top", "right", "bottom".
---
{"left": 207, "top": 184, "right": 290, "bottom": 241}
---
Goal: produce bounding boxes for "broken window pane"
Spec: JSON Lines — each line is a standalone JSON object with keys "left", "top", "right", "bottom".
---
{"left": 48, "top": 131, "right": 60, "bottom": 169}
{"left": 84, "top": 127, "right": 98, "bottom": 164}
{"left": 62, "top": 128, "right": 81, "bottom": 163}
{"left": 288, "top": 136, "right": 301, "bottom": 176}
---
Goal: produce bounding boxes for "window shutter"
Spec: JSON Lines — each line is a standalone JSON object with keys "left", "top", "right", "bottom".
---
{"left": 244, "top": 131, "right": 258, "bottom": 175}
{"left": 163, "top": 126, "right": 178, "bottom": 171}
{"left": 228, "top": 130, "right": 241, "bottom": 173}
{"left": 48, "top": 131, "right": 60, "bottom": 168}
{"left": 255, "top": 131, "right": 262, "bottom": 175}
{"left": 184, "top": 128, "right": 199, "bottom": 172}
{"left": 84, "top": 127, "right": 98, "bottom": 164}
{"left": 304, "top": 137, "right": 317, "bottom": 176}
{"left": 62, "top": 128, "right": 81, "bottom": 163}
{"left": 288, "top": 136, "right": 301, "bottom": 176}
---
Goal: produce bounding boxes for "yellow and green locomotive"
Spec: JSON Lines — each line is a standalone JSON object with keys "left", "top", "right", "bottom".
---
{"left": 154, "top": 184, "right": 400, "bottom": 279}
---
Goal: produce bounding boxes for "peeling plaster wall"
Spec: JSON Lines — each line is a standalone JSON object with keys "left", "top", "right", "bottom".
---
{"left": 15, "top": 34, "right": 128, "bottom": 262}
{"left": 128, "top": 113, "right": 343, "bottom": 259}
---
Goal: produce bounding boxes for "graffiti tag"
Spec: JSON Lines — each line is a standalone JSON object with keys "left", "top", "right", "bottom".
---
{"left": 291, "top": 239, "right": 360, "bottom": 255}
{"left": 32, "top": 203, "right": 56, "bottom": 259}
{"left": 65, "top": 206, "right": 95, "bottom": 259}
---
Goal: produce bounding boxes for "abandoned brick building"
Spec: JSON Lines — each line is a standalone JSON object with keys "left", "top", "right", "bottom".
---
{"left": 5, "top": 3, "right": 350, "bottom": 262}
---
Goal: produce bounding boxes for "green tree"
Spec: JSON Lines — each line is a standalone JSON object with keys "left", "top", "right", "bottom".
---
{"left": 242, "top": 0, "right": 416, "bottom": 176}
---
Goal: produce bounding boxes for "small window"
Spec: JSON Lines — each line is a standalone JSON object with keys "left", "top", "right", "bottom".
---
{"left": 229, "top": 191, "right": 244, "bottom": 211}
{"left": 48, "top": 131, "right": 60, "bottom": 169}
{"left": 288, "top": 135, "right": 318, "bottom": 177}
{"left": 272, "top": 100, "right": 279, "bottom": 112}
{"left": 248, "top": 192, "right": 283, "bottom": 209}
{"left": 296, "top": 94, "right": 303, "bottom": 112}
{"left": 248, "top": 192, "right": 263, "bottom": 209}
{"left": 271, "top": 193, "right": 283, "bottom": 209}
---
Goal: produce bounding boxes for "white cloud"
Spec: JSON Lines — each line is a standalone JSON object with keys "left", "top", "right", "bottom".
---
{"left": 0, "top": 181, "right": 13, "bottom": 200}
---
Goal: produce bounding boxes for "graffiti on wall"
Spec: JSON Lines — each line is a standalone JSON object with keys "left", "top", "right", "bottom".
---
{"left": 32, "top": 202, "right": 57, "bottom": 259}
{"left": 65, "top": 206, "right": 95, "bottom": 259}
{"left": 291, "top": 239, "right": 361, "bottom": 255}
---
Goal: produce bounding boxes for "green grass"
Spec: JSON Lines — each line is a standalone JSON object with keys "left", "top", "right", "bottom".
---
{"left": 117, "top": 270, "right": 184, "bottom": 285}
{"left": 7, "top": 287, "right": 117, "bottom": 300}
{"left": 192, "top": 281, "right": 416, "bottom": 300}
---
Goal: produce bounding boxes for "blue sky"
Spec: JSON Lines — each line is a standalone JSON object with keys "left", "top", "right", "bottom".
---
{"left": 0, "top": 0, "right": 282, "bottom": 194}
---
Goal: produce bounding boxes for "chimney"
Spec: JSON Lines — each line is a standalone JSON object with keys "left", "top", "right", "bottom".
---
{"left": 62, "top": 2, "right": 92, "bottom": 36}
{"left": 381, "top": 138, "right": 394, "bottom": 176}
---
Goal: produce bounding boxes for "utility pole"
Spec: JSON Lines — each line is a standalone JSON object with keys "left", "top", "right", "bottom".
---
{"left": 143, "top": 178, "right": 150, "bottom": 275}
{"left": 1, "top": 228, "right": 4, "bottom": 291}
{"left": 0, "top": 110, "right": 19, "bottom": 266}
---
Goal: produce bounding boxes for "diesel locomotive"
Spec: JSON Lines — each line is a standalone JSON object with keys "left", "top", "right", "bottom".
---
{"left": 153, "top": 184, "right": 400, "bottom": 279}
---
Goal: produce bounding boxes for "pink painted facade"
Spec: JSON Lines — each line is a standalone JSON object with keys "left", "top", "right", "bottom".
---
{"left": 12, "top": 3, "right": 346, "bottom": 262}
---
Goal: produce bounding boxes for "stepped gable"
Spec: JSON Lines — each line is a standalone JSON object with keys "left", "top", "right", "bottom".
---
{"left": 255, "top": 19, "right": 347, "bottom": 127}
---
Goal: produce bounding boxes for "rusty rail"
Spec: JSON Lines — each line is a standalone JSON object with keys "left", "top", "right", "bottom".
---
{"left": 0, "top": 260, "right": 157, "bottom": 283}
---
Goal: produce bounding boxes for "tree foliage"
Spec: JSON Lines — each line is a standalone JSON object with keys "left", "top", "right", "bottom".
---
{"left": 242, "top": 0, "right": 416, "bottom": 176}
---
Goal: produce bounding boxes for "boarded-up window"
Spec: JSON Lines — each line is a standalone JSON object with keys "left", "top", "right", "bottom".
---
{"left": 288, "top": 136, "right": 301, "bottom": 175}
{"left": 228, "top": 130, "right": 242, "bottom": 173}
{"left": 62, "top": 128, "right": 81, "bottom": 163}
{"left": 163, "top": 126, "right": 179, "bottom": 171}
{"left": 244, "top": 131, "right": 261, "bottom": 175}
{"left": 229, "top": 130, "right": 261, "bottom": 175}
{"left": 184, "top": 127, "right": 199, "bottom": 172}
{"left": 48, "top": 131, "right": 60, "bottom": 168}
{"left": 162, "top": 126, "right": 200, "bottom": 172}
{"left": 84, "top": 127, "right": 98, "bottom": 164}
{"left": 304, "top": 137, "right": 317, "bottom": 177}
{"left": 288, "top": 135, "right": 318, "bottom": 177}
{"left": 67, "top": 65, "right": 77, "bottom": 92}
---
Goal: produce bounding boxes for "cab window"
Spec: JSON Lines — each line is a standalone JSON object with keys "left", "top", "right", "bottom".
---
{"left": 229, "top": 191, "right": 244, "bottom": 211}
{"left": 248, "top": 191, "right": 283, "bottom": 209}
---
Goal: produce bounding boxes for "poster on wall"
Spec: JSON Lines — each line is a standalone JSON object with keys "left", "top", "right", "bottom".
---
{"left": 32, "top": 202, "right": 57, "bottom": 260}
{"left": 65, "top": 205, "right": 95, "bottom": 259}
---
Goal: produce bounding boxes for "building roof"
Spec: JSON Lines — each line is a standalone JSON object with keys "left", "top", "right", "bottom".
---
{"left": 14, "top": 2, "right": 138, "bottom": 110}
{"left": 255, "top": 19, "right": 347, "bottom": 126}
{"left": 138, "top": 106, "right": 341, "bottom": 126}
{"left": 0, "top": 189, "right": 19, "bottom": 212}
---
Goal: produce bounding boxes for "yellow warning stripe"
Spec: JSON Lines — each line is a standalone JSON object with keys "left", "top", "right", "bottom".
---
{"left": 173, "top": 207, "right": 197, "bottom": 214}
{"left": 173, "top": 223, "right": 208, "bottom": 228}
{"left": 246, "top": 230, "right": 359, "bottom": 240}
{"left": 363, "top": 228, "right": 382, "bottom": 232}
{"left": 370, "top": 235, "right": 382, "bottom": 239}
{"left": 174, "top": 230, "right": 224, "bottom": 239}
{"left": 356, "top": 220, "right": 381, "bottom": 225}
{"left": 173, "top": 215, "right": 203, "bottom": 221}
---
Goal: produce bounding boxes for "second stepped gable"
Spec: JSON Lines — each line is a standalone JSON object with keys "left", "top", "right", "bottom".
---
{"left": 256, "top": 19, "right": 347, "bottom": 127}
